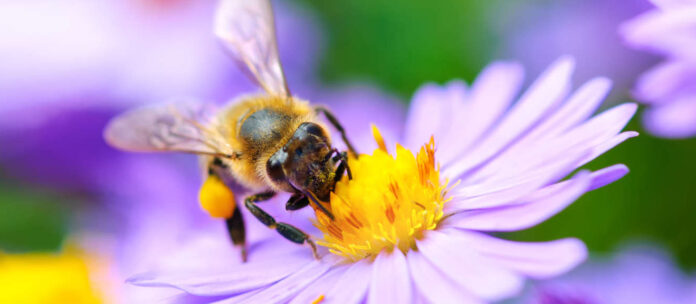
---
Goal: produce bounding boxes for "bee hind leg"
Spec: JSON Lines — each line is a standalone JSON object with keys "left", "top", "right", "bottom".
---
{"left": 315, "top": 106, "right": 358, "bottom": 156}
{"left": 226, "top": 207, "right": 247, "bottom": 262}
{"left": 244, "top": 192, "right": 320, "bottom": 259}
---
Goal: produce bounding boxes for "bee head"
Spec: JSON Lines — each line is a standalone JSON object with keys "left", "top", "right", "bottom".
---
{"left": 266, "top": 122, "right": 336, "bottom": 200}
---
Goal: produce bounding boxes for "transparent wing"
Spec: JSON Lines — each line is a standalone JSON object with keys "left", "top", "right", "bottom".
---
{"left": 104, "top": 103, "right": 237, "bottom": 158}
{"left": 215, "top": 0, "right": 289, "bottom": 98}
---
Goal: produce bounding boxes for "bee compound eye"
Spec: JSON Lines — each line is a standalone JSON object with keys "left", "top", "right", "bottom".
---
{"left": 300, "top": 122, "right": 325, "bottom": 138}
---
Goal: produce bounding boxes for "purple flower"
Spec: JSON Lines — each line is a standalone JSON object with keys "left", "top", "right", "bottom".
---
{"left": 621, "top": 0, "right": 696, "bottom": 138}
{"left": 498, "top": 0, "right": 654, "bottom": 106}
{"left": 128, "top": 57, "right": 637, "bottom": 303}
{"left": 0, "top": 1, "right": 404, "bottom": 302}
{"left": 523, "top": 245, "right": 696, "bottom": 304}
{"left": 0, "top": 0, "right": 347, "bottom": 192}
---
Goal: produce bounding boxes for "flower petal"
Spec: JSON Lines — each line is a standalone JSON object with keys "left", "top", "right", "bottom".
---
{"left": 407, "top": 251, "right": 483, "bottom": 304}
{"left": 454, "top": 231, "right": 587, "bottom": 278}
{"left": 521, "top": 77, "right": 612, "bottom": 141}
{"left": 288, "top": 264, "right": 347, "bottom": 304}
{"left": 444, "top": 57, "right": 574, "bottom": 179}
{"left": 622, "top": 7, "right": 696, "bottom": 57}
{"left": 316, "top": 84, "right": 407, "bottom": 152}
{"left": 587, "top": 164, "right": 629, "bottom": 191}
{"left": 367, "top": 250, "right": 412, "bottom": 304}
{"left": 444, "top": 171, "right": 592, "bottom": 232}
{"left": 234, "top": 260, "right": 333, "bottom": 304}
{"left": 437, "top": 62, "right": 524, "bottom": 165}
{"left": 127, "top": 243, "right": 312, "bottom": 296}
{"left": 321, "top": 260, "right": 372, "bottom": 304}
{"left": 404, "top": 81, "right": 465, "bottom": 151}
{"left": 417, "top": 230, "right": 523, "bottom": 301}
{"left": 446, "top": 151, "right": 588, "bottom": 212}
{"left": 464, "top": 103, "right": 636, "bottom": 185}
{"left": 643, "top": 95, "right": 696, "bottom": 138}
{"left": 634, "top": 60, "right": 696, "bottom": 103}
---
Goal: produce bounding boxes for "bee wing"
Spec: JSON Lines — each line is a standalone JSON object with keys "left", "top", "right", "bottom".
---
{"left": 104, "top": 103, "right": 236, "bottom": 158}
{"left": 215, "top": 0, "right": 289, "bottom": 98}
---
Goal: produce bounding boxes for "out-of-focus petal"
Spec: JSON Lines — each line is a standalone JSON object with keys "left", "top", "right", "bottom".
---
{"left": 622, "top": 7, "right": 696, "bottom": 58}
{"left": 528, "top": 244, "right": 696, "bottom": 304}
{"left": 650, "top": 0, "right": 694, "bottom": 9}
{"left": 416, "top": 230, "right": 523, "bottom": 301}
{"left": 634, "top": 60, "right": 696, "bottom": 103}
{"left": 587, "top": 164, "right": 630, "bottom": 190}
{"left": 407, "top": 251, "right": 483, "bottom": 304}
{"left": 454, "top": 231, "right": 587, "bottom": 278}
{"left": 367, "top": 251, "right": 412, "bottom": 304}
{"left": 643, "top": 95, "right": 696, "bottom": 138}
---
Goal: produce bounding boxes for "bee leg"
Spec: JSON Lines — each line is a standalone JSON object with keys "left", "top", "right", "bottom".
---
{"left": 203, "top": 159, "right": 249, "bottom": 261}
{"left": 328, "top": 149, "right": 352, "bottom": 181}
{"left": 226, "top": 207, "right": 247, "bottom": 262}
{"left": 315, "top": 106, "right": 358, "bottom": 156}
{"left": 244, "top": 192, "right": 320, "bottom": 259}
{"left": 286, "top": 193, "right": 310, "bottom": 211}
{"left": 338, "top": 151, "right": 352, "bottom": 180}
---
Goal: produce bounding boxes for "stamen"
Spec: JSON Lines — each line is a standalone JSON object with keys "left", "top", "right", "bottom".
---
{"left": 313, "top": 127, "right": 448, "bottom": 261}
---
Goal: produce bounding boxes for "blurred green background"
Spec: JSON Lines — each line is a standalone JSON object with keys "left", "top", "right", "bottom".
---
{"left": 1, "top": 0, "right": 694, "bottom": 271}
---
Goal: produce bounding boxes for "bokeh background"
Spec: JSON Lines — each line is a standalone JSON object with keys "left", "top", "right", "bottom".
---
{"left": 1, "top": 0, "right": 694, "bottom": 299}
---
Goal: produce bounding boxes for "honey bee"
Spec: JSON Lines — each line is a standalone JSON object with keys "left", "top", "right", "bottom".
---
{"left": 104, "top": 0, "right": 356, "bottom": 261}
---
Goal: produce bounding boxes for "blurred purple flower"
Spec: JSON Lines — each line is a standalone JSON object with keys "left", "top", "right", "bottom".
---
{"left": 621, "top": 0, "right": 696, "bottom": 138}
{"left": 497, "top": 0, "right": 654, "bottom": 106}
{"left": 128, "top": 57, "right": 636, "bottom": 303}
{"left": 0, "top": 0, "right": 404, "bottom": 302}
{"left": 0, "top": 0, "right": 347, "bottom": 192}
{"left": 523, "top": 245, "right": 696, "bottom": 304}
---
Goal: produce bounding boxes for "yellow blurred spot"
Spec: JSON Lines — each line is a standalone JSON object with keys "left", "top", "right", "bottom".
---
{"left": 199, "top": 174, "right": 236, "bottom": 218}
{"left": 0, "top": 251, "right": 102, "bottom": 304}
{"left": 314, "top": 127, "right": 449, "bottom": 261}
{"left": 312, "top": 294, "right": 325, "bottom": 304}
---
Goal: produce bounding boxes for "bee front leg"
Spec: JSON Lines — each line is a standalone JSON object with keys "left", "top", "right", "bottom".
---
{"left": 333, "top": 151, "right": 352, "bottom": 181}
{"left": 244, "top": 192, "right": 320, "bottom": 259}
{"left": 315, "top": 106, "right": 358, "bottom": 156}
{"left": 286, "top": 193, "right": 310, "bottom": 211}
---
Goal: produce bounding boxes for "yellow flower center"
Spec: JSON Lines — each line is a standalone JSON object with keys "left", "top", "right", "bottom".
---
{"left": 313, "top": 126, "right": 449, "bottom": 261}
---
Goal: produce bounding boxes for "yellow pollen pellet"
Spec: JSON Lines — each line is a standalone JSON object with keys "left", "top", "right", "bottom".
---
{"left": 199, "top": 175, "right": 236, "bottom": 218}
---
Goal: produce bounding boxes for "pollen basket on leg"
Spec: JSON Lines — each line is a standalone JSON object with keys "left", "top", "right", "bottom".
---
{"left": 313, "top": 133, "right": 448, "bottom": 261}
